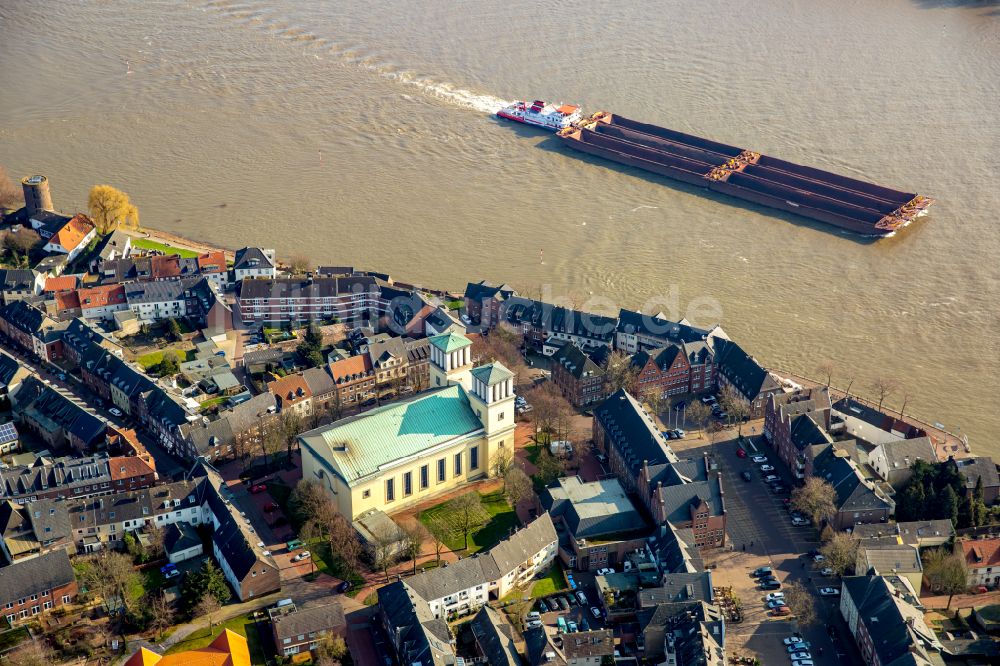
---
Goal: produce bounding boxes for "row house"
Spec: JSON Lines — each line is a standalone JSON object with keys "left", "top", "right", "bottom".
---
{"left": 366, "top": 335, "right": 431, "bottom": 393}
{"left": 269, "top": 601, "right": 346, "bottom": 658}
{"left": 404, "top": 513, "right": 557, "bottom": 618}
{"left": 502, "top": 297, "right": 617, "bottom": 352}
{"left": 0, "top": 269, "right": 44, "bottom": 304}
{"left": 178, "top": 393, "right": 278, "bottom": 462}
{"left": 550, "top": 341, "right": 607, "bottom": 407}
{"left": 960, "top": 538, "right": 1000, "bottom": 588}
{"left": 0, "top": 498, "right": 73, "bottom": 563}
{"left": 0, "top": 349, "right": 31, "bottom": 402}
{"left": 764, "top": 387, "right": 833, "bottom": 478}
{"left": 637, "top": 456, "right": 728, "bottom": 549}
{"left": 0, "top": 550, "right": 78, "bottom": 625}
{"left": 326, "top": 354, "right": 377, "bottom": 408}
{"left": 868, "top": 437, "right": 939, "bottom": 490}
{"left": 950, "top": 457, "right": 1000, "bottom": 506}
{"left": 97, "top": 252, "right": 227, "bottom": 287}
{"left": 0, "top": 299, "right": 66, "bottom": 362}
{"left": 267, "top": 373, "right": 313, "bottom": 417}
{"left": 631, "top": 340, "right": 715, "bottom": 399}
{"left": 88, "top": 229, "right": 132, "bottom": 272}
{"left": 11, "top": 376, "right": 107, "bottom": 452}
{"left": 463, "top": 280, "right": 517, "bottom": 328}
{"left": 77, "top": 283, "right": 128, "bottom": 320}
{"left": 0, "top": 452, "right": 145, "bottom": 504}
{"left": 713, "top": 337, "right": 783, "bottom": 418}
{"left": 614, "top": 308, "right": 726, "bottom": 355}
{"left": 593, "top": 389, "right": 678, "bottom": 495}
{"left": 812, "top": 444, "right": 894, "bottom": 531}
{"left": 236, "top": 275, "right": 386, "bottom": 325}
{"left": 377, "top": 581, "right": 457, "bottom": 666}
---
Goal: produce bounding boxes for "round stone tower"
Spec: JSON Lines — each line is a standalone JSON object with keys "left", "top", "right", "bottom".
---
{"left": 21, "top": 175, "right": 53, "bottom": 216}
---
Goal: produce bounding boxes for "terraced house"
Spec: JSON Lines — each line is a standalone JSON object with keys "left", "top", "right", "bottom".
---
{"left": 300, "top": 331, "right": 515, "bottom": 519}
{"left": 236, "top": 275, "right": 386, "bottom": 325}
{"left": 631, "top": 340, "right": 716, "bottom": 399}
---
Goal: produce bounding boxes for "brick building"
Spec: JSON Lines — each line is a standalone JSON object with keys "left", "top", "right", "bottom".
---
{"left": 0, "top": 550, "right": 77, "bottom": 624}
{"left": 631, "top": 341, "right": 715, "bottom": 399}
{"left": 550, "top": 342, "right": 607, "bottom": 407}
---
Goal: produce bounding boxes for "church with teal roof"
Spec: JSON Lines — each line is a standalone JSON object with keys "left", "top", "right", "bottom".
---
{"left": 299, "top": 331, "right": 518, "bottom": 519}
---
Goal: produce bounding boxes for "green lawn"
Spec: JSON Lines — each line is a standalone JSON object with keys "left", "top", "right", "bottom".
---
{"left": 130, "top": 237, "right": 201, "bottom": 258}
{"left": 199, "top": 396, "right": 229, "bottom": 413}
{"left": 0, "top": 626, "right": 29, "bottom": 652}
{"left": 418, "top": 490, "right": 518, "bottom": 555}
{"left": 164, "top": 613, "right": 266, "bottom": 663}
{"left": 530, "top": 563, "right": 568, "bottom": 598}
{"left": 136, "top": 349, "right": 193, "bottom": 371}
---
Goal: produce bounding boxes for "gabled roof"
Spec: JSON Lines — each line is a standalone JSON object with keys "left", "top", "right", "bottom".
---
{"left": 377, "top": 581, "right": 456, "bottom": 666}
{"left": 562, "top": 629, "right": 614, "bottom": 660}
{"left": 463, "top": 280, "right": 516, "bottom": 301}
{"left": 858, "top": 543, "right": 922, "bottom": 574}
{"left": 0, "top": 269, "right": 39, "bottom": 293}
{"left": 123, "top": 629, "right": 251, "bottom": 666}
{"left": 468, "top": 606, "right": 521, "bottom": 666}
{"left": 874, "top": 437, "right": 938, "bottom": 471}
{"left": 327, "top": 354, "right": 374, "bottom": 383}
{"left": 655, "top": 476, "right": 725, "bottom": 523}
{"left": 713, "top": 337, "right": 780, "bottom": 401}
{"left": 78, "top": 283, "right": 127, "bottom": 309}
{"left": 616, "top": 308, "right": 709, "bottom": 343}
{"left": 299, "top": 384, "right": 483, "bottom": 484}
{"left": 961, "top": 538, "right": 1000, "bottom": 569}
{"left": 0, "top": 299, "right": 51, "bottom": 335}
{"left": 841, "top": 573, "right": 941, "bottom": 664}
{"left": 543, "top": 477, "right": 646, "bottom": 538}
{"left": 267, "top": 373, "right": 312, "bottom": 407}
{"left": 812, "top": 445, "right": 892, "bottom": 514}
{"left": 163, "top": 522, "right": 201, "bottom": 555}
{"left": 302, "top": 366, "right": 336, "bottom": 397}
{"left": 232, "top": 247, "right": 274, "bottom": 271}
{"left": 952, "top": 456, "right": 1000, "bottom": 492}
{"left": 594, "top": 389, "right": 678, "bottom": 476}
{"left": 44, "top": 275, "right": 78, "bottom": 293}
{"left": 551, "top": 342, "right": 604, "bottom": 380}
{"left": 0, "top": 550, "right": 75, "bottom": 606}
{"left": 0, "top": 350, "right": 24, "bottom": 387}
{"left": 271, "top": 601, "right": 346, "bottom": 641}
{"left": 49, "top": 214, "right": 94, "bottom": 252}
{"left": 789, "top": 413, "right": 833, "bottom": 451}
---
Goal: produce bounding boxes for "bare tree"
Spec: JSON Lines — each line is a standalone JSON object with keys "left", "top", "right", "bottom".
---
{"left": 144, "top": 523, "right": 166, "bottom": 561}
{"left": 471, "top": 324, "right": 528, "bottom": 386}
{"left": 781, "top": 581, "right": 816, "bottom": 626}
{"left": 899, "top": 392, "right": 911, "bottom": 420}
{"left": 371, "top": 526, "right": 403, "bottom": 582}
{"left": 791, "top": 478, "right": 838, "bottom": 528}
{"left": 403, "top": 523, "right": 428, "bottom": 575}
{"left": 603, "top": 350, "right": 638, "bottom": 395}
{"left": 820, "top": 532, "right": 859, "bottom": 576}
{"left": 870, "top": 376, "right": 899, "bottom": 414}
{"left": 0, "top": 166, "right": 23, "bottom": 213}
{"left": 328, "top": 513, "right": 363, "bottom": 572}
{"left": 490, "top": 446, "right": 515, "bottom": 490}
{"left": 924, "top": 548, "right": 969, "bottom": 609}
{"left": 425, "top": 514, "right": 451, "bottom": 566}
{"left": 686, "top": 401, "right": 712, "bottom": 436}
{"left": 644, "top": 391, "right": 668, "bottom": 428}
{"left": 148, "top": 592, "right": 174, "bottom": 639}
{"left": 4, "top": 228, "right": 40, "bottom": 255}
{"left": 288, "top": 254, "right": 312, "bottom": 274}
{"left": 843, "top": 375, "right": 855, "bottom": 401}
{"left": 816, "top": 360, "right": 836, "bottom": 388}
{"left": 718, "top": 385, "right": 750, "bottom": 436}
{"left": 81, "top": 550, "right": 140, "bottom": 615}
{"left": 5, "top": 640, "right": 53, "bottom": 666}
{"left": 288, "top": 479, "right": 336, "bottom": 534}
{"left": 195, "top": 593, "right": 222, "bottom": 631}
{"left": 448, "top": 492, "right": 489, "bottom": 551}
{"left": 504, "top": 465, "right": 534, "bottom": 508}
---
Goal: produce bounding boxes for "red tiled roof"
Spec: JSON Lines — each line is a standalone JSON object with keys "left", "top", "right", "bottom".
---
{"left": 328, "top": 354, "right": 373, "bottom": 382}
{"left": 44, "top": 276, "right": 78, "bottom": 293}
{"left": 267, "top": 373, "right": 313, "bottom": 406}
{"left": 55, "top": 291, "right": 81, "bottom": 311}
{"left": 197, "top": 251, "right": 227, "bottom": 274}
{"left": 109, "top": 456, "right": 154, "bottom": 482}
{"left": 150, "top": 255, "right": 181, "bottom": 279}
{"left": 50, "top": 214, "right": 95, "bottom": 252}
{"left": 78, "top": 284, "right": 126, "bottom": 308}
{"left": 962, "top": 538, "right": 1000, "bottom": 568}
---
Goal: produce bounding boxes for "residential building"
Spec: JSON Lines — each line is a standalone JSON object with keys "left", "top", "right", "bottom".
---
{"left": 463, "top": 280, "right": 516, "bottom": 328}
{"left": 378, "top": 580, "right": 457, "bottom": 666}
{"left": 236, "top": 275, "right": 385, "bottom": 325}
{"left": 502, "top": 298, "right": 617, "bottom": 352}
{"left": 542, "top": 476, "right": 651, "bottom": 571}
{"left": 123, "top": 278, "right": 195, "bottom": 322}
{"left": 641, "top": 572, "right": 715, "bottom": 607}
{"left": 164, "top": 522, "right": 203, "bottom": 564}
{"left": 640, "top": 601, "right": 726, "bottom": 666}
{"left": 524, "top": 625, "right": 566, "bottom": 666}
{"left": 269, "top": 600, "right": 346, "bottom": 658}
{"left": 593, "top": 389, "right": 678, "bottom": 495}
{"left": 638, "top": 456, "right": 728, "bottom": 549}
{"left": 840, "top": 572, "right": 943, "bottom": 666}
{"left": 12, "top": 376, "right": 107, "bottom": 451}
{"left": 869, "top": 437, "right": 939, "bottom": 489}
{"left": 550, "top": 342, "right": 607, "bottom": 408}
{"left": 856, "top": 543, "right": 924, "bottom": 596}
{"left": 614, "top": 308, "right": 725, "bottom": 355}
{"left": 88, "top": 229, "right": 132, "bottom": 271}
{"left": 949, "top": 457, "right": 1000, "bottom": 505}
{"left": 764, "top": 387, "right": 833, "bottom": 476}
{"left": 325, "top": 354, "right": 377, "bottom": 408}
{"left": 267, "top": 373, "right": 313, "bottom": 417}
{"left": 0, "top": 550, "right": 78, "bottom": 624}
{"left": 367, "top": 335, "right": 414, "bottom": 388}
{"left": 42, "top": 275, "right": 78, "bottom": 295}
{"left": 0, "top": 499, "right": 73, "bottom": 564}
{"left": 467, "top": 605, "right": 522, "bottom": 666}
{"left": 196, "top": 251, "right": 229, "bottom": 290}
{"left": 961, "top": 538, "right": 1000, "bottom": 588}
{"left": 0, "top": 350, "right": 30, "bottom": 401}
{"left": 712, "top": 337, "right": 782, "bottom": 418}
{"left": 53, "top": 290, "right": 82, "bottom": 319}
{"left": 0, "top": 269, "right": 43, "bottom": 304}
{"left": 851, "top": 520, "right": 955, "bottom": 549}
{"left": 179, "top": 392, "right": 278, "bottom": 462}
{"left": 404, "top": 513, "right": 557, "bottom": 617}
{"left": 77, "top": 283, "right": 128, "bottom": 320}
{"left": 812, "top": 443, "right": 894, "bottom": 530}
{"left": 124, "top": 630, "right": 251, "bottom": 666}
{"left": 232, "top": 247, "right": 276, "bottom": 282}
{"left": 562, "top": 629, "right": 614, "bottom": 666}
{"left": 423, "top": 306, "right": 464, "bottom": 337}
{"left": 40, "top": 213, "right": 96, "bottom": 261}
{"left": 631, "top": 341, "right": 716, "bottom": 399}
{"left": 300, "top": 332, "right": 515, "bottom": 519}
{"left": 0, "top": 451, "right": 152, "bottom": 505}
{"left": 0, "top": 299, "right": 65, "bottom": 361}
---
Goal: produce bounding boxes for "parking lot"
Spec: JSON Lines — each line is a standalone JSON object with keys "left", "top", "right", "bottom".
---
{"left": 672, "top": 431, "right": 862, "bottom": 665}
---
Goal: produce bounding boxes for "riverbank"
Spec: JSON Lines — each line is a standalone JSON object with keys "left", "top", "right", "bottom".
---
{"left": 123, "top": 228, "right": 235, "bottom": 262}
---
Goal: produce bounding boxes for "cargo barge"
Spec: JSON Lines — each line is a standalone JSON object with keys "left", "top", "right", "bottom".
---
{"left": 554, "top": 111, "right": 934, "bottom": 237}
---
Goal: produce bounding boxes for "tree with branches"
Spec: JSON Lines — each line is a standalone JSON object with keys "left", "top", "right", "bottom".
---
{"left": 781, "top": 581, "right": 816, "bottom": 626}
{"left": 88, "top": 184, "right": 140, "bottom": 233}
{"left": 923, "top": 548, "right": 969, "bottom": 609}
{"left": 403, "top": 523, "right": 427, "bottom": 575}
{"left": 0, "top": 166, "right": 23, "bottom": 214}
{"left": 288, "top": 254, "right": 312, "bottom": 274}
{"left": 371, "top": 526, "right": 403, "bottom": 582}
{"left": 870, "top": 376, "right": 899, "bottom": 414}
{"left": 328, "top": 513, "right": 363, "bottom": 572}
{"left": 686, "top": 401, "right": 712, "bottom": 436}
{"left": 534, "top": 447, "right": 565, "bottom": 487}
{"left": 425, "top": 514, "right": 451, "bottom": 566}
{"left": 80, "top": 550, "right": 140, "bottom": 616}
{"left": 490, "top": 446, "right": 515, "bottom": 490}
{"left": 791, "top": 477, "right": 837, "bottom": 527}
{"left": 448, "top": 492, "right": 489, "bottom": 551}
{"left": 718, "top": 385, "right": 750, "bottom": 436}
{"left": 471, "top": 324, "right": 528, "bottom": 386}
{"left": 644, "top": 391, "right": 668, "bottom": 428}
{"left": 504, "top": 465, "right": 534, "bottom": 508}
{"left": 195, "top": 593, "right": 222, "bottom": 631}
{"left": 4, "top": 641, "right": 53, "bottom": 666}
{"left": 148, "top": 592, "right": 174, "bottom": 640}
{"left": 816, "top": 360, "right": 836, "bottom": 388}
{"left": 820, "top": 531, "right": 859, "bottom": 576}
{"left": 603, "top": 350, "right": 638, "bottom": 395}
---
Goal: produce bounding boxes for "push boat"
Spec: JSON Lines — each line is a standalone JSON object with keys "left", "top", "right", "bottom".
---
{"left": 496, "top": 100, "right": 583, "bottom": 130}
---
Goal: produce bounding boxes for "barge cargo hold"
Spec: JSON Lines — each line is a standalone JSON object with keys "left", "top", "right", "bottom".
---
{"left": 556, "top": 111, "right": 934, "bottom": 237}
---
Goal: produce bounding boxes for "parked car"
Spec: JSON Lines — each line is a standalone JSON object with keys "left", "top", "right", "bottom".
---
{"left": 787, "top": 642, "right": 810, "bottom": 652}
{"left": 764, "top": 593, "right": 784, "bottom": 602}
{"left": 820, "top": 568, "right": 834, "bottom": 577}
{"left": 673, "top": 429, "right": 686, "bottom": 438}
{"left": 164, "top": 569, "right": 181, "bottom": 579}
{"left": 791, "top": 517, "right": 810, "bottom": 526}
{"left": 264, "top": 502, "right": 279, "bottom": 512}
{"left": 526, "top": 618, "right": 542, "bottom": 629}
{"left": 752, "top": 567, "right": 773, "bottom": 577}
{"left": 590, "top": 606, "right": 602, "bottom": 619}
{"left": 160, "top": 563, "right": 176, "bottom": 574}
{"left": 767, "top": 599, "right": 787, "bottom": 609}
{"left": 250, "top": 484, "right": 268, "bottom": 494}
{"left": 57, "top": 373, "right": 67, "bottom": 381}
{"left": 526, "top": 611, "right": 541, "bottom": 623}
{"left": 759, "top": 581, "right": 781, "bottom": 591}
{"left": 286, "top": 539, "right": 305, "bottom": 551}
{"left": 790, "top": 652, "right": 812, "bottom": 661}
{"left": 701, "top": 396, "right": 716, "bottom": 404}
{"left": 736, "top": 448, "right": 748, "bottom": 458}
{"left": 109, "top": 407, "right": 123, "bottom": 417}
{"left": 771, "top": 605, "right": 791, "bottom": 616}
{"left": 751, "top": 455, "right": 767, "bottom": 464}
{"left": 596, "top": 568, "right": 614, "bottom": 575}
{"left": 537, "top": 599, "right": 550, "bottom": 612}
{"left": 812, "top": 554, "right": 826, "bottom": 562}
{"left": 818, "top": 587, "right": 839, "bottom": 596}
{"left": 292, "top": 551, "right": 311, "bottom": 562}
{"left": 760, "top": 464, "right": 775, "bottom": 472}
{"left": 576, "top": 590, "right": 588, "bottom": 605}
{"left": 763, "top": 474, "right": 779, "bottom": 483}
{"left": 771, "top": 485, "right": 788, "bottom": 494}
{"left": 567, "top": 621, "right": 578, "bottom": 633}
{"left": 337, "top": 581, "right": 352, "bottom": 593}
{"left": 558, "top": 597, "right": 570, "bottom": 611}
{"left": 741, "top": 471, "right": 753, "bottom": 482}
{"left": 792, "top": 661, "right": 815, "bottom": 666}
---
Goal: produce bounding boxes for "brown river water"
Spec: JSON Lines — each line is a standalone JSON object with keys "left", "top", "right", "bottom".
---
{"left": 1, "top": 0, "right": 998, "bottom": 450}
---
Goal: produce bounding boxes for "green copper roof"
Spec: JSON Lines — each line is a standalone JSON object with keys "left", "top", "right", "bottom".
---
{"left": 299, "top": 384, "right": 483, "bottom": 484}
{"left": 428, "top": 331, "right": 471, "bottom": 353}
{"left": 470, "top": 362, "right": 513, "bottom": 385}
